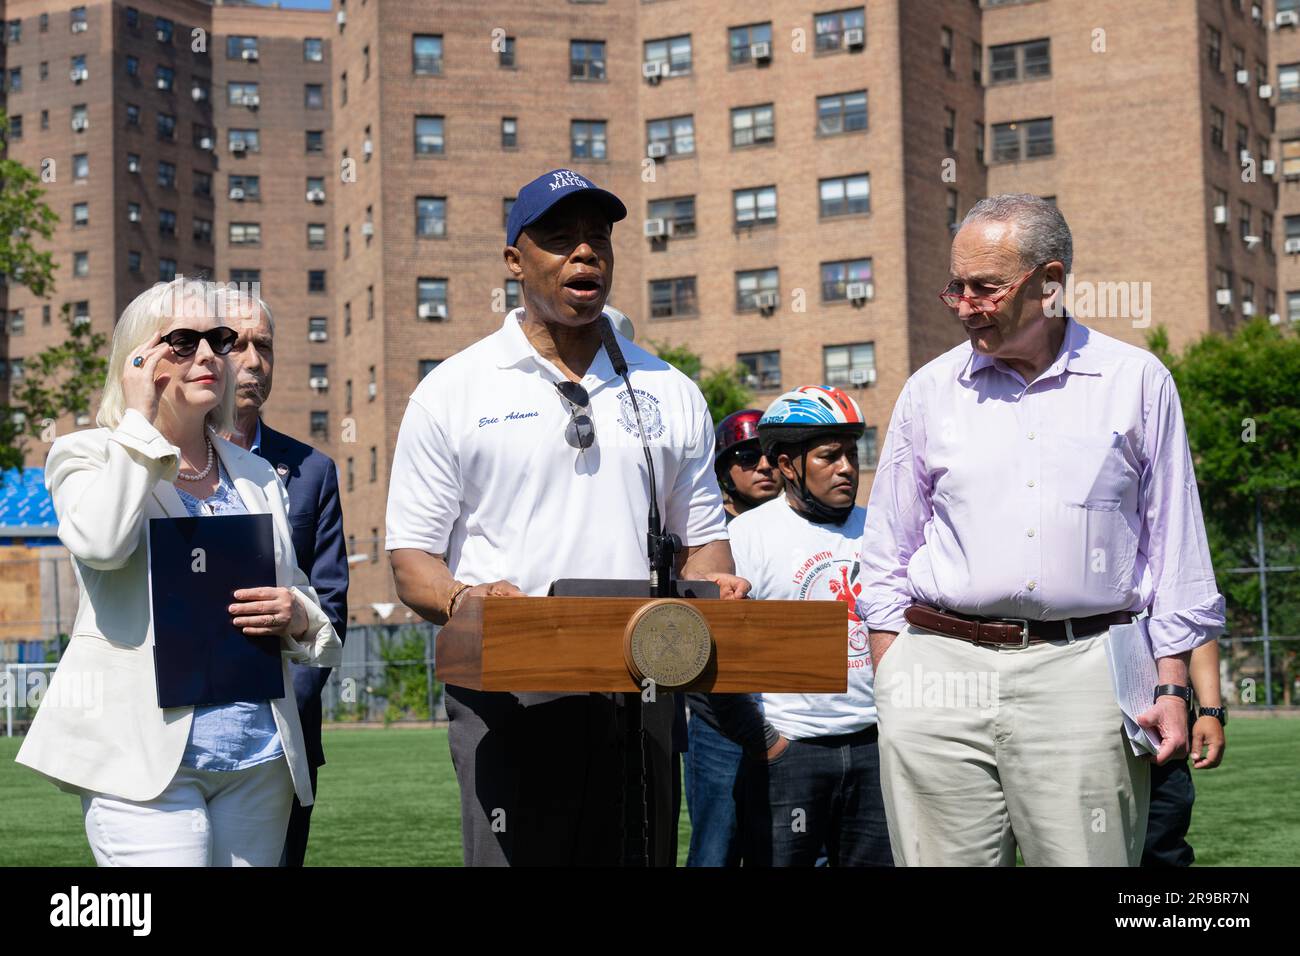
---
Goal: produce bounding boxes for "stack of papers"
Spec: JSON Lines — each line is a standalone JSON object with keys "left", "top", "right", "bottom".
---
{"left": 1103, "top": 619, "right": 1162, "bottom": 757}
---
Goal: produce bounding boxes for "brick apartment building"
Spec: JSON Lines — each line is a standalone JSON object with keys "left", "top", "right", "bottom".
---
{"left": 0, "top": 0, "right": 1294, "bottom": 633}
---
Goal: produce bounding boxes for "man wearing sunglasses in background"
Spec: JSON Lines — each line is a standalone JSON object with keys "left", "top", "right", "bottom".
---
{"left": 682, "top": 409, "right": 782, "bottom": 866}
{"left": 221, "top": 293, "right": 349, "bottom": 868}
{"left": 859, "top": 194, "right": 1224, "bottom": 865}
{"left": 386, "top": 168, "right": 748, "bottom": 867}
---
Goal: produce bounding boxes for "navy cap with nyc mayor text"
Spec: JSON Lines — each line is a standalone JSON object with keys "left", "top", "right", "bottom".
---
{"left": 505, "top": 168, "right": 627, "bottom": 247}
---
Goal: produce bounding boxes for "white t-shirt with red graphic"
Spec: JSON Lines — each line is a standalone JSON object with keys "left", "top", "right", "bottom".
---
{"left": 728, "top": 496, "right": 876, "bottom": 740}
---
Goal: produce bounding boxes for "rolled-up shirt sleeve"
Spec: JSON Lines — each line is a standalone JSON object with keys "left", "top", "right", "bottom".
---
{"left": 1139, "top": 370, "right": 1226, "bottom": 658}
{"left": 859, "top": 380, "right": 931, "bottom": 633}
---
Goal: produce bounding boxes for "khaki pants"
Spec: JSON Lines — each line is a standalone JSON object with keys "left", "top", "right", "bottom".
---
{"left": 875, "top": 623, "right": 1149, "bottom": 866}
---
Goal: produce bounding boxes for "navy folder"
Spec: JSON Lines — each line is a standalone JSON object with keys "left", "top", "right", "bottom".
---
{"left": 148, "top": 513, "right": 285, "bottom": 709}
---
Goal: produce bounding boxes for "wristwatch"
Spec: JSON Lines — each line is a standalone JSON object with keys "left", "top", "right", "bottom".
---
{"left": 1198, "top": 706, "right": 1228, "bottom": 726}
{"left": 1153, "top": 684, "right": 1192, "bottom": 705}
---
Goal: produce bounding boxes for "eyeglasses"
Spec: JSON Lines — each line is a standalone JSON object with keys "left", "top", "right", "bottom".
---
{"left": 731, "top": 448, "right": 765, "bottom": 469}
{"left": 160, "top": 326, "right": 238, "bottom": 358}
{"left": 555, "top": 380, "right": 596, "bottom": 450}
{"left": 938, "top": 265, "right": 1041, "bottom": 313}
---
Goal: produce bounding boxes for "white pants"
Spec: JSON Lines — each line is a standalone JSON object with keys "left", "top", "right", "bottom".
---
{"left": 875, "top": 623, "right": 1149, "bottom": 866}
{"left": 80, "top": 758, "right": 294, "bottom": 867}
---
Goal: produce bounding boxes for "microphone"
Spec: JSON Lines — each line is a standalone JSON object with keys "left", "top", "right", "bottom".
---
{"left": 599, "top": 313, "right": 679, "bottom": 597}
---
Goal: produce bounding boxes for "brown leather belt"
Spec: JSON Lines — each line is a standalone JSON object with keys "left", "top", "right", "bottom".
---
{"left": 904, "top": 604, "right": 1134, "bottom": 649}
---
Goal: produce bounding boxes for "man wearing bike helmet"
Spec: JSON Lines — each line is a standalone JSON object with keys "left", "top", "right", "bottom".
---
{"left": 713, "top": 385, "right": 891, "bottom": 866}
{"left": 713, "top": 409, "right": 783, "bottom": 522}
{"left": 681, "top": 410, "right": 784, "bottom": 867}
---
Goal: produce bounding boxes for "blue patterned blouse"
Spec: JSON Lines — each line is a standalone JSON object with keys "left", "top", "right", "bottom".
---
{"left": 174, "top": 457, "right": 286, "bottom": 771}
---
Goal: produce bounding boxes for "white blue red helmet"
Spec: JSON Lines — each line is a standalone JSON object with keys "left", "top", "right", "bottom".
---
{"left": 758, "top": 385, "right": 865, "bottom": 456}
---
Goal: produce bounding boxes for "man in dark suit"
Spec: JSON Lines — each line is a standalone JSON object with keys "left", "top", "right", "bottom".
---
{"left": 223, "top": 293, "right": 349, "bottom": 867}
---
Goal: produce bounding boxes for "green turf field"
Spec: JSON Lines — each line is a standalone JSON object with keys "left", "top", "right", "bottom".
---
{"left": 1, "top": 718, "right": 1295, "bottom": 866}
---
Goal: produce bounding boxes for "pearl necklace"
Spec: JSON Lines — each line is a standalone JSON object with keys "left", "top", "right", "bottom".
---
{"left": 178, "top": 435, "right": 215, "bottom": 482}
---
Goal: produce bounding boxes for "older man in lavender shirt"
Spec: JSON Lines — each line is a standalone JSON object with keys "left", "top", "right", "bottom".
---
{"left": 859, "top": 195, "right": 1225, "bottom": 866}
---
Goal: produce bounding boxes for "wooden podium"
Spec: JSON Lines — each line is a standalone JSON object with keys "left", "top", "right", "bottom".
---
{"left": 435, "top": 594, "right": 848, "bottom": 867}
{"left": 436, "top": 595, "right": 848, "bottom": 693}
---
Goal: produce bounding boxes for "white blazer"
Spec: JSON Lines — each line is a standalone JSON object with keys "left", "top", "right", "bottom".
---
{"left": 16, "top": 408, "right": 342, "bottom": 806}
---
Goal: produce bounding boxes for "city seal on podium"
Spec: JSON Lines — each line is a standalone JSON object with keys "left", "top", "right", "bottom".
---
{"left": 623, "top": 599, "right": 713, "bottom": 690}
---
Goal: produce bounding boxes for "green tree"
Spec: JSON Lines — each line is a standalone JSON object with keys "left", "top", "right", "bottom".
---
{"left": 0, "top": 128, "right": 104, "bottom": 479}
{"left": 1149, "top": 319, "right": 1300, "bottom": 704}
{"left": 654, "top": 342, "right": 755, "bottom": 426}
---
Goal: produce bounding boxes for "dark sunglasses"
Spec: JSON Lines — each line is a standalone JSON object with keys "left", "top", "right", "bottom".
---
{"left": 160, "top": 326, "right": 238, "bottom": 358}
{"left": 730, "top": 447, "right": 765, "bottom": 469}
{"left": 555, "top": 381, "right": 596, "bottom": 450}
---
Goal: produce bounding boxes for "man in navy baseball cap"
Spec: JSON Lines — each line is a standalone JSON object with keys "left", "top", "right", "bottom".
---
{"left": 505, "top": 168, "right": 626, "bottom": 248}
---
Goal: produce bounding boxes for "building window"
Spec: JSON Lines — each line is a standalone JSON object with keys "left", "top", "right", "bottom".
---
{"left": 157, "top": 160, "right": 176, "bottom": 189}
{"left": 308, "top": 270, "right": 327, "bottom": 293}
{"left": 159, "top": 209, "right": 176, "bottom": 238}
{"left": 367, "top": 286, "right": 374, "bottom": 321}
{"left": 649, "top": 277, "right": 698, "bottom": 318}
{"left": 647, "top": 195, "right": 695, "bottom": 237}
{"left": 229, "top": 175, "right": 259, "bottom": 201}
{"left": 417, "top": 278, "right": 448, "bottom": 316}
{"left": 571, "top": 120, "right": 607, "bottom": 159}
{"left": 363, "top": 44, "right": 370, "bottom": 80}
{"left": 228, "top": 81, "right": 258, "bottom": 106}
{"left": 304, "top": 37, "right": 323, "bottom": 62}
{"left": 941, "top": 26, "right": 953, "bottom": 71}
{"left": 125, "top": 104, "right": 140, "bottom": 127}
{"left": 415, "top": 115, "right": 445, "bottom": 155}
{"left": 734, "top": 185, "right": 777, "bottom": 227}
{"left": 823, "top": 342, "right": 875, "bottom": 387}
{"left": 503, "top": 197, "right": 516, "bottom": 228}
{"left": 230, "top": 129, "right": 260, "bottom": 152}
{"left": 127, "top": 201, "right": 141, "bottom": 224}
{"left": 194, "top": 218, "right": 212, "bottom": 244}
{"left": 155, "top": 66, "right": 175, "bottom": 93}
{"left": 128, "top": 251, "right": 142, "bottom": 274}
{"left": 413, "top": 34, "right": 443, "bottom": 75}
{"left": 1208, "top": 107, "right": 1225, "bottom": 150}
{"left": 819, "top": 173, "right": 870, "bottom": 217}
{"left": 738, "top": 350, "right": 780, "bottom": 390}
{"left": 944, "top": 107, "right": 956, "bottom": 149}
{"left": 306, "top": 177, "right": 325, "bottom": 202}
{"left": 7, "top": 67, "right": 22, "bottom": 91}
{"left": 419, "top": 359, "right": 442, "bottom": 379}
{"left": 310, "top": 364, "right": 328, "bottom": 390}
{"left": 858, "top": 427, "right": 879, "bottom": 470}
{"left": 73, "top": 251, "right": 90, "bottom": 277}
{"left": 124, "top": 54, "right": 139, "bottom": 77}
{"left": 156, "top": 112, "right": 176, "bottom": 140}
{"left": 1263, "top": 209, "right": 1274, "bottom": 253}
{"left": 644, "top": 34, "right": 692, "bottom": 76}
{"left": 1206, "top": 24, "right": 1221, "bottom": 72}
{"left": 416, "top": 196, "right": 447, "bottom": 237}
{"left": 309, "top": 316, "right": 328, "bottom": 341}
{"left": 499, "top": 36, "right": 516, "bottom": 68}
{"left": 340, "top": 71, "right": 347, "bottom": 105}
{"left": 6, "top": 19, "right": 20, "bottom": 44}
{"left": 571, "top": 40, "right": 606, "bottom": 80}
{"left": 74, "top": 154, "right": 90, "bottom": 180}
{"left": 305, "top": 130, "right": 324, "bottom": 153}
{"left": 731, "top": 104, "right": 775, "bottom": 147}
{"left": 736, "top": 268, "right": 779, "bottom": 311}
{"left": 126, "top": 7, "right": 139, "bottom": 30}
{"left": 647, "top": 115, "right": 694, "bottom": 156}
{"left": 972, "top": 41, "right": 982, "bottom": 85}
{"left": 1239, "top": 201, "right": 1252, "bottom": 241}
{"left": 154, "top": 16, "right": 173, "bottom": 45}
{"left": 7, "top": 115, "right": 21, "bottom": 140}
{"left": 194, "top": 124, "right": 215, "bottom": 150}
{"left": 7, "top": 310, "right": 23, "bottom": 335}
{"left": 504, "top": 280, "right": 521, "bottom": 310}
{"left": 160, "top": 258, "right": 177, "bottom": 281}
{"left": 989, "top": 38, "right": 1050, "bottom": 83}
{"left": 1280, "top": 63, "right": 1300, "bottom": 101}
{"left": 729, "top": 22, "right": 773, "bottom": 65}
{"left": 947, "top": 189, "right": 960, "bottom": 228}
{"left": 814, "top": 7, "right": 866, "bottom": 52}
{"left": 311, "top": 411, "right": 328, "bottom": 440}
{"left": 346, "top": 463, "right": 354, "bottom": 493}
{"left": 230, "top": 222, "right": 261, "bottom": 245}
{"left": 344, "top": 301, "right": 352, "bottom": 336}
{"left": 230, "top": 269, "right": 260, "bottom": 285}
{"left": 821, "top": 258, "right": 873, "bottom": 301}
{"left": 305, "top": 84, "right": 324, "bottom": 109}
{"left": 991, "top": 118, "right": 1053, "bottom": 162}
{"left": 817, "top": 90, "right": 867, "bottom": 135}
{"left": 501, "top": 117, "right": 517, "bottom": 148}
{"left": 226, "top": 35, "right": 258, "bottom": 60}
{"left": 975, "top": 121, "right": 985, "bottom": 165}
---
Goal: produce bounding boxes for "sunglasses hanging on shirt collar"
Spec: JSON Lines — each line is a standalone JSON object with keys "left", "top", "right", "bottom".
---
{"left": 555, "top": 380, "right": 596, "bottom": 450}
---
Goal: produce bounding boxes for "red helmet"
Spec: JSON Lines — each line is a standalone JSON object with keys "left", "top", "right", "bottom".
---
{"left": 714, "top": 409, "right": 764, "bottom": 472}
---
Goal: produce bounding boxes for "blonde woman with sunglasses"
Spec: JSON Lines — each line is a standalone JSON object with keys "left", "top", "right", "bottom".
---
{"left": 17, "top": 279, "right": 341, "bottom": 866}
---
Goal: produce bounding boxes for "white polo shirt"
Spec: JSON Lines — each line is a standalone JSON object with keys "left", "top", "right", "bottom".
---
{"left": 385, "top": 310, "right": 729, "bottom": 594}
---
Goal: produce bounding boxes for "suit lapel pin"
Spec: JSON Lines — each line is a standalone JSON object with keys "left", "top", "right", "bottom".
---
{"left": 276, "top": 463, "right": 289, "bottom": 478}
